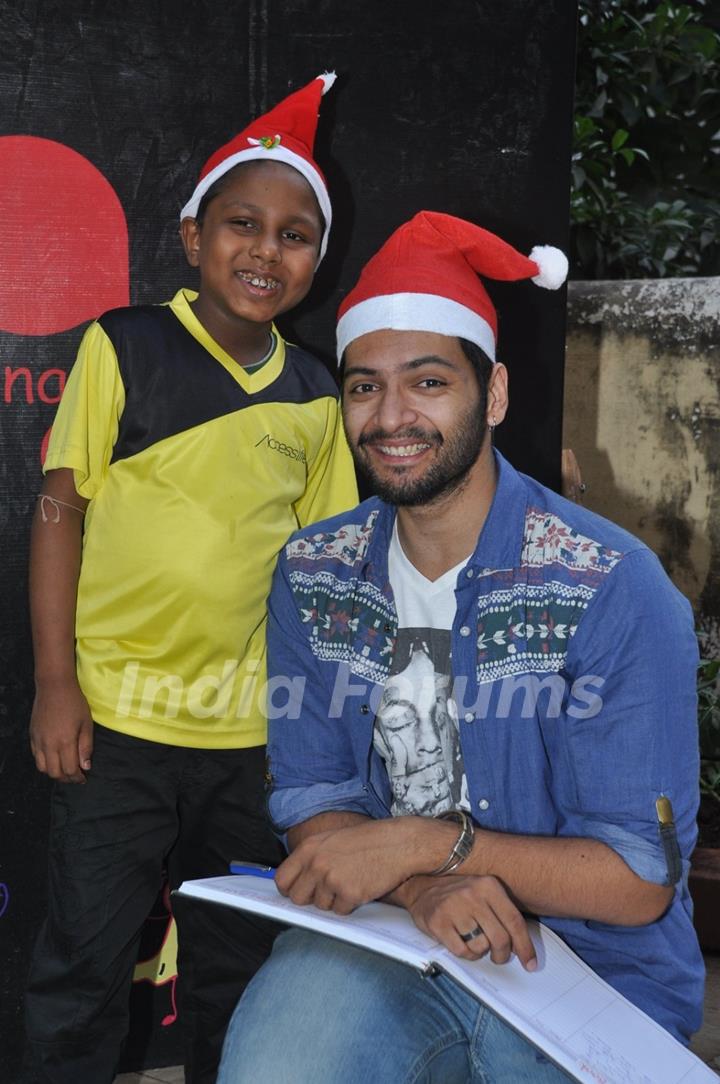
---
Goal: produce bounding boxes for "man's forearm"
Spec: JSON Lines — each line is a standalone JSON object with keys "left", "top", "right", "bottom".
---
{"left": 287, "top": 811, "right": 370, "bottom": 851}
{"left": 391, "top": 821, "right": 672, "bottom": 925}
{"left": 283, "top": 810, "right": 672, "bottom": 926}
{"left": 459, "top": 829, "right": 673, "bottom": 925}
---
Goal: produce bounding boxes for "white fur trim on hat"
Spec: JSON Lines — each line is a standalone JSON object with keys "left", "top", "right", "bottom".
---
{"left": 529, "top": 245, "right": 568, "bottom": 290}
{"left": 179, "top": 146, "right": 332, "bottom": 263}
{"left": 336, "top": 293, "right": 496, "bottom": 363}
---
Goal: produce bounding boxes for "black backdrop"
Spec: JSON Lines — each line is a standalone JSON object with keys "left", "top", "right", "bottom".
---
{"left": 0, "top": 1, "right": 577, "bottom": 1076}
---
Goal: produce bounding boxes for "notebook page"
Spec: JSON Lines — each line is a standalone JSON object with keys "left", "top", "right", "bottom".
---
{"left": 439, "top": 924, "right": 715, "bottom": 1084}
{"left": 178, "top": 877, "right": 716, "bottom": 1084}
{"left": 178, "top": 874, "right": 437, "bottom": 969}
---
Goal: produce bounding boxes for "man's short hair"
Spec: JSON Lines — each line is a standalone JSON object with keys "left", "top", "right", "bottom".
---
{"left": 339, "top": 337, "right": 494, "bottom": 390}
{"left": 458, "top": 338, "right": 493, "bottom": 397}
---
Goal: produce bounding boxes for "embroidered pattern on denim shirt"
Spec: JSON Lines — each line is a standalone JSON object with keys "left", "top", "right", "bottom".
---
{"left": 286, "top": 510, "right": 378, "bottom": 567}
{"left": 472, "top": 509, "right": 624, "bottom": 684}
{"left": 474, "top": 580, "right": 592, "bottom": 683}
{"left": 290, "top": 569, "right": 395, "bottom": 684}
{"left": 522, "top": 508, "right": 623, "bottom": 576}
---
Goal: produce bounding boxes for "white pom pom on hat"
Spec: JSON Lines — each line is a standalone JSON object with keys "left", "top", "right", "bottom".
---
{"left": 529, "top": 245, "right": 569, "bottom": 290}
{"left": 336, "top": 211, "right": 568, "bottom": 362}
{"left": 180, "top": 72, "right": 337, "bottom": 263}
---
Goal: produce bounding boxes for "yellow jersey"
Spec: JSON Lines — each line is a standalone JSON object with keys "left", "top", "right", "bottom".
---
{"left": 44, "top": 289, "right": 357, "bottom": 747}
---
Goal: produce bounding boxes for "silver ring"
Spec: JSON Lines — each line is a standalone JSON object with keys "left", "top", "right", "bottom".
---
{"left": 578, "top": 482, "right": 587, "bottom": 494}
{"left": 459, "top": 924, "right": 483, "bottom": 943}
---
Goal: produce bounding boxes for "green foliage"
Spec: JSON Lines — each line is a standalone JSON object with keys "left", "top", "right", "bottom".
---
{"left": 571, "top": 0, "right": 720, "bottom": 279}
{"left": 698, "top": 658, "right": 720, "bottom": 804}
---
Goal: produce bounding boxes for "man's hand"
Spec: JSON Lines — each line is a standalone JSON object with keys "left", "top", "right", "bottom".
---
{"left": 277, "top": 817, "right": 441, "bottom": 913}
{"left": 30, "top": 678, "right": 94, "bottom": 784}
{"left": 406, "top": 874, "right": 537, "bottom": 970}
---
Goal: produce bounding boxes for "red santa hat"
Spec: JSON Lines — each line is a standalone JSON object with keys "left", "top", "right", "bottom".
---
{"left": 336, "top": 211, "right": 568, "bottom": 361}
{"left": 180, "top": 72, "right": 336, "bottom": 262}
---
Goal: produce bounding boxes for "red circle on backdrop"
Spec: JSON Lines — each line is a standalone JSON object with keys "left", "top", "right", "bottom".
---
{"left": 0, "top": 136, "right": 129, "bottom": 335}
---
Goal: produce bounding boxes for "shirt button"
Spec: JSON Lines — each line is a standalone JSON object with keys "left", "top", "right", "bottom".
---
{"left": 360, "top": 704, "right": 370, "bottom": 715}
{"left": 464, "top": 712, "right": 474, "bottom": 723}
{"left": 383, "top": 623, "right": 393, "bottom": 633}
{"left": 477, "top": 798, "right": 490, "bottom": 811}
{"left": 459, "top": 626, "right": 471, "bottom": 637}
{"left": 466, "top": 568, "right": 474, "bottom": 579}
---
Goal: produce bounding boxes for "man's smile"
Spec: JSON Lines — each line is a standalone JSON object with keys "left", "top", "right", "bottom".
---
{"left": 359, "top": 429, "right": 441, "bottom": 468}
{"left": 375, "top": 442, "right": 432, "bottom": 458}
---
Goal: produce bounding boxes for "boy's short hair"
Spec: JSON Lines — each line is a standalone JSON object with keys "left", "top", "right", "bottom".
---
{"left": 194, "top": 160, "right": 325, "bottom": 240}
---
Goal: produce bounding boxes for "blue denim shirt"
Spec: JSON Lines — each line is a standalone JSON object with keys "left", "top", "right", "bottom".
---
{"left": 266, "top": 451, "right": 703, "bottom": 1043}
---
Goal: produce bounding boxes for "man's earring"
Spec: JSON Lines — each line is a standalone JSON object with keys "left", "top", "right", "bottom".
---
{"left": 488, "top": 415, "right": 497, "bottom": 434}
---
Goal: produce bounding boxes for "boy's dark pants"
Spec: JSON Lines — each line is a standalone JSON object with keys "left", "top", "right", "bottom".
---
{"left": 23, "top": 724, "right": 285, "bottom": 1084}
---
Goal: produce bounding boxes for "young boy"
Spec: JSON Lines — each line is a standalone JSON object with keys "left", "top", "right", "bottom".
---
{"left": 24, "top": 73, "right": 357, "bottom": 1084}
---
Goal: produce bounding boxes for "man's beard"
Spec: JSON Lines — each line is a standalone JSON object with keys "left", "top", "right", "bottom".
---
{"left": 352, "top": 405, "right": 487, "bottom": 507}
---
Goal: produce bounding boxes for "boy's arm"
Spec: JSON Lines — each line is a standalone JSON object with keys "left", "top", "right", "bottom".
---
{"left": 29, "top": 320, "right": 125, "bottom": 782}
{"left": 29, "top": 468, "right": 92, "bottom": 783}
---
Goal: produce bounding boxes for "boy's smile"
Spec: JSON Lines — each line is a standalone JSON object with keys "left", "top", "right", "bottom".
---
{"left": 181, "top": 160, "right": 322, "bottom": 362}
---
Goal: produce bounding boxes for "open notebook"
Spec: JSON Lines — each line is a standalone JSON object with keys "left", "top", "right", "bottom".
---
{"left": 176, "top": 875, "right": 715, "bottom": 1084}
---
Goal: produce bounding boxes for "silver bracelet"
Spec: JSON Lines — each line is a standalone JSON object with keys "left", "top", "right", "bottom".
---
{"left": 429, "top": 810, "right": 475, "bottom": 876}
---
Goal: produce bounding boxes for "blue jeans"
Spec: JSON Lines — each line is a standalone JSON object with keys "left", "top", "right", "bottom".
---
{"left": 217, "top": 928, "right": 572, "bottom": 1083}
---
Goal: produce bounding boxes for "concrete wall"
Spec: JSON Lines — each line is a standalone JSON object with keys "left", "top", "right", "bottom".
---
{"left": 563, "top": 278, "right": 720, "bottom": 655}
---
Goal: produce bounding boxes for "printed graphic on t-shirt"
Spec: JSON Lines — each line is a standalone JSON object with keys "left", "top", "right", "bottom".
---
{"left": 374, "top": 627, "right": 467, "bottom": 817}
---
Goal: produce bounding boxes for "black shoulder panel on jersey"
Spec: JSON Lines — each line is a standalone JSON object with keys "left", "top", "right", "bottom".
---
{"left": 100, "top": 305, "right": 339, "bottom": 463}
{"left": 277, "top": 341, "right": 340, "bottom": 401}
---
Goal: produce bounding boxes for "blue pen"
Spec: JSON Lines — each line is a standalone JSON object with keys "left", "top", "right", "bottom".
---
{"left": 229, "top": 860, "right": 276, "bottom": 879}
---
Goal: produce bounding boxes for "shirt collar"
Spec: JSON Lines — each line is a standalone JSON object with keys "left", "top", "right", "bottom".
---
{"left": 470, "top": 450, "right": 529, "bottom": 570}
{"left": 169, "top": 288, "right": 285, "bottom": 393}
{"left": 364, "top": 450, "right": 529, "bottom": 579}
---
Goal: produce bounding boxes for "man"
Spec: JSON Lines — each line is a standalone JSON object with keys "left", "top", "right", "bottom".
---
{"left": 216, "top": 213, "right": 703, "bottom": 1084}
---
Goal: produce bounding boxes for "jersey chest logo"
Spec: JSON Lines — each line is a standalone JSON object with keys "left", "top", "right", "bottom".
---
{"left": 255, "top": 432, "right": 307, "bottom": 463}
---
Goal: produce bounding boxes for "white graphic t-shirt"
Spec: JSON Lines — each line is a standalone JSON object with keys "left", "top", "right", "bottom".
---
{"left": 374, "top": 522, "right": 470, "bottom": 817}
